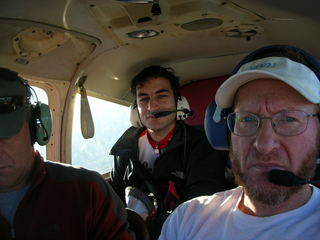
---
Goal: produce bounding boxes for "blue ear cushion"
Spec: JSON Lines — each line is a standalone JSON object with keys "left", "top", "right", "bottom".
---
{"left": 204, "top": 101, "right": 231, "bottom": 150}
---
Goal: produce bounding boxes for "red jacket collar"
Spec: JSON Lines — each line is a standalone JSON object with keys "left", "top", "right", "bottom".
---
{"left": 140, "top": 125, "right": 176, "bottom": 150}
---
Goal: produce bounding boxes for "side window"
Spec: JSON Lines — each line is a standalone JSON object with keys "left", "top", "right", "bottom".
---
{"left": 32, "top": 86, "right": 48, "bottom": 159}
{"left": 72, "top": 94, "right": 131, "bottom": 175}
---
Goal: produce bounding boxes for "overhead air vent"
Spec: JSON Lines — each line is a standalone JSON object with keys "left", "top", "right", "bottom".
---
{"left": 222, "top": 25, "right": 263, "bottom": 40}
{"left": 181, "top": 18, "right": 223, "bottom": 31}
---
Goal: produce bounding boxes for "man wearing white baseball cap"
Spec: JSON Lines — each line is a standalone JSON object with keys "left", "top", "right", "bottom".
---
{"left": 159, "top": 45, "right": 320, "bottom": 240}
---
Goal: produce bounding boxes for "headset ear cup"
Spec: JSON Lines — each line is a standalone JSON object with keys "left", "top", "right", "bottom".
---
{"left": 35, "top": 102, "right": 52, "bottom": 146}
{"left": 204, "top": 101, "right": 230, "bottom": 150}
{"left": 130, "top": 102, "right": 143, "bottom": 128}
{"left": 176, "top": 96, "right": 191, "bottom": 120}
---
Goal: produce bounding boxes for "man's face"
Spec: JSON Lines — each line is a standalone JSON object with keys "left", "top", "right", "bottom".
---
{"left": 230, "top": 79, "right": 320, "bottom": 205}
{"left": 136, "top": 77, "right": 177, "bottom": 132}
{"left": 0, "top": 121, "right": 35, "bottom": 192}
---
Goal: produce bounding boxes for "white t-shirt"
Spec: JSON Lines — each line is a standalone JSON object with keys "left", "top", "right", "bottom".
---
{"left": 138, "top": 133, "right": 160, "bottom": 170}
{"left": 159, "top": 185, "right": 320, "bottom": 240}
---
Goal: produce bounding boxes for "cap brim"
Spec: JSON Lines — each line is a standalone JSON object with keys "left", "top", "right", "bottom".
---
{"left": 215, "top": 70, "right": 319, "bottom": 108}
{"left": 0, "top": 107, "right": 25, "bottom": 138}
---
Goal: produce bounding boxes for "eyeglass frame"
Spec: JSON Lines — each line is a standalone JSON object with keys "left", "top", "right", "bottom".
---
{"left": 225, "top": 110, "right": 319, "bottom": 137}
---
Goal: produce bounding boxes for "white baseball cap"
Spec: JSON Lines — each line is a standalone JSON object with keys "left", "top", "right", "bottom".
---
{"left": 215, "top": 56, "right": 320, "bottom": 108}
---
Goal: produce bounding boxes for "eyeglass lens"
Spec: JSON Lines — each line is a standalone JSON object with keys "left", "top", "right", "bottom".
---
{"left": 0, "top": 97, "right": 24, "bottom": 114}
{"left": 227, "top": 110, "right": 312, "bottom": 137}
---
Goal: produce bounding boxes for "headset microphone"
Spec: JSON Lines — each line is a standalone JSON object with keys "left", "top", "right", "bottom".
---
{"left": 268, "top": 169, "right": 320, "bottom": 187}
{"left": 153, "top": 109, "right": 193, "bottom": 118}
{"left": 153, "top": 110, "right": 176, "bottom": 118}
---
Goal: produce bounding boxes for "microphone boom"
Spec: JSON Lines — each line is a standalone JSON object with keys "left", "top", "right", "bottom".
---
{"left": 153, "top": 111, "right": 176, "bottom": 118}
{"left": 153, "top": 109, "right": 192, "bottom": 118}
{"left": 268, "top": 169, "right": 308, "bottom": 187}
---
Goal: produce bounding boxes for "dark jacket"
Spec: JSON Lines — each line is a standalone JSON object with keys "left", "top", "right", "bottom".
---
{"left": 110, "top": 121, "right": 228, "bottom": 239}
{"left": 0, "top": 152, "right": 134, "bottom": 240}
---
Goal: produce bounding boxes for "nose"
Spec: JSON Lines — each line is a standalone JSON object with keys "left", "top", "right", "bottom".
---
{"left": 147, "top": 96, "right": 159, "bottom": 111}
{"left": 253, "top": 120, "right": 280, "bottom": 154}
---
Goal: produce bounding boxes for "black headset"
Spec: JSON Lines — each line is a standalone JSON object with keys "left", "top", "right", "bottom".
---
{"left": 28, "top": 91, "right": 52, "bottom": 146}
{"left": 205, "top": 45, "right": 320, "bottom": 150}
{"left": 0, "top": 68, "right": 52, "bottom": 145}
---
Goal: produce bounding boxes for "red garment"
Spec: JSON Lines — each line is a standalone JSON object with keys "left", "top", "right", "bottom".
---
{"left": 140, "top": 125, "right": 176, "bottom": 151}
{"left": 163, "top": 180, "right": 181, "bottom": 210}
{"left": 0, "top": 152, "right": 134, "bottom": 240}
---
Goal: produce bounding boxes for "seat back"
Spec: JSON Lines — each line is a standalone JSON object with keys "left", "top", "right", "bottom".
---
{"left": 180, "top": 76, "right": 227, "bottom": 126}
{"left": 204, "top": 101, "right": 235, "bottom": 186}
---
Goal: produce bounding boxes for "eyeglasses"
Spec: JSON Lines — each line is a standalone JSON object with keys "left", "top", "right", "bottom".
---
{"left": 0, "top": 96, "right": 26, "bottom": 114}
{"left": 226, "top": 110, "right": 319, "bottom": 137}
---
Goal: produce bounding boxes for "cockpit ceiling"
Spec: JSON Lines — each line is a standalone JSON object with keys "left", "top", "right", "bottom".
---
{"left": 0, "top": 0, "right": 320, "bottom": 104}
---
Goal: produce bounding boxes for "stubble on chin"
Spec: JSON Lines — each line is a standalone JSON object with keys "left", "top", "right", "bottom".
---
{"left": 229, "top": 144, "right": 318, "bottom": 206}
